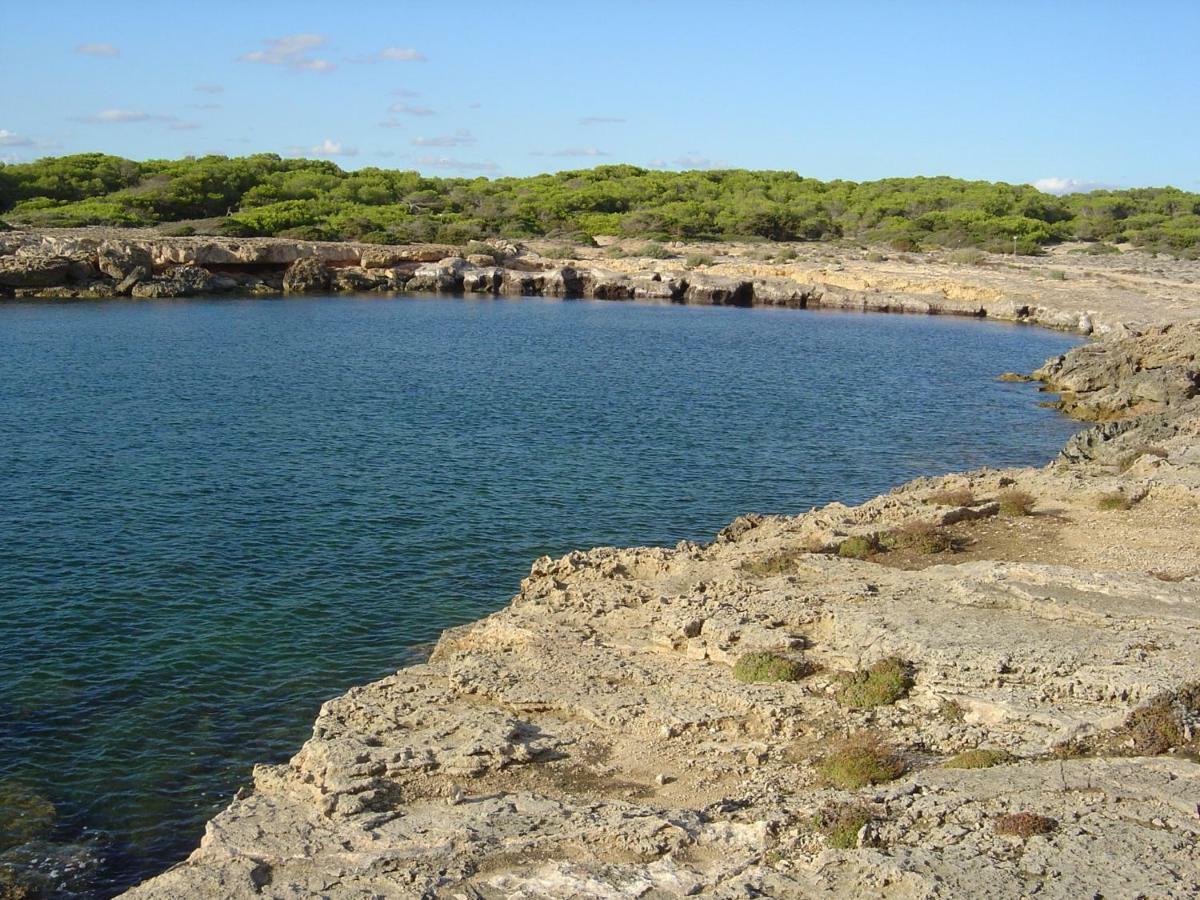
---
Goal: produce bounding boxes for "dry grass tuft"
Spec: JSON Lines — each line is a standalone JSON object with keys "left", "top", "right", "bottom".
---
{"left": 997, "top": 489, "right": 1036, "bottom": 517}
{"left": 994, "top": 812, "right": 1057, "bottom": 838}
{"left": 884, "top": 520, "right": 956, "bottom": 554}
{"left": 927, "top": 486, "right": 975, "bottom": 506}
{"left": 1096, "top": 492, "right": 1133, "bottom": 511}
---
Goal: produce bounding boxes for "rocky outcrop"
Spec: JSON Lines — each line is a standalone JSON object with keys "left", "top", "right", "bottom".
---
{"left": 1034, "top": 322, "right": 1200, "bottom": 420}
{"left": 121, "top": 317, "right": 1200, "bottom": 898}
{"left": 0, "top": 254, "right": 71, "bottom": 287}
{"left": 281, "top": 257, "right": 331, "bottom": 294}
{"left": 0, "top": 231, "right": 1185, "bottom": 340}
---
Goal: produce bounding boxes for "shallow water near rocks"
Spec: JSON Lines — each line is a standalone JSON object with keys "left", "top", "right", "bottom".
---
{"left": 0, "top": 294, "right": 1081, "bottom": 896}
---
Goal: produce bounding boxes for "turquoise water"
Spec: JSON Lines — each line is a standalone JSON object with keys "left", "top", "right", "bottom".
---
{"left": 0, "top": 295, "right": 1081, "bottom": 896}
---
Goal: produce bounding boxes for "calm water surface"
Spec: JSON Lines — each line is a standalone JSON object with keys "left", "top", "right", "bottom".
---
{"left": 0, "top": 295, "right": 1081, "bottom": 896}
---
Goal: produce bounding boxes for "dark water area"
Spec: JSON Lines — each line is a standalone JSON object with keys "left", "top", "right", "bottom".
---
{"left": 0, "top": 294, "right": 1081, "bottom": 896}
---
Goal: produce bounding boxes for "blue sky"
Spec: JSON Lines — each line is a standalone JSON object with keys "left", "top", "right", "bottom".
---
{"left": 1, "top": 0, "right": 1197, "bottom": 191}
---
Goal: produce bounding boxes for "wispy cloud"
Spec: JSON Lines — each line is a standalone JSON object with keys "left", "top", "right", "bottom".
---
{"left": 579, "top": 116, "right": 625, "bottom": 125}
{"left": 239, "top": 34, "right": 335, "bottom": 73}
{"left": 348, "top": 46, "right": 427, "bottom": 63}
{"left": 310, "top": 138, "right": 358, "bottom": 157}
{"left": 533, "top": 147, "right": 609, "bottom": 158}
{"left": 74, "top": 109, "right": 177, "bottom": 124}
{"left": 413, "top": 154, "right": 497, "bottom": 173}
{"left": 388, "top": 102, "right": 435, "bottom": 116}
{"left": 1032, "top": 177, "right": 1113, "bottom": 195}
{"left": 195, "top": 84, "right": 224, "bottom": 94}
{"left": 75, "top": 42, "right": 120, "bottom": 57}
{"left": 650, "top": 154, "right": 720, "bottom": 170}
{"left": 380, "top": 47, "right": 426, "bottom": 61}
{"left": 412, "top": 129, "right": 475, "bottom": 147}
{"left": 0, "top": 129, "right": 34, "bottom": 147}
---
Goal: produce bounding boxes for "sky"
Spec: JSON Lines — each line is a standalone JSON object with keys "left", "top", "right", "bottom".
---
{"left": 1, "top": 0, "right": 1197, "bottom": 192}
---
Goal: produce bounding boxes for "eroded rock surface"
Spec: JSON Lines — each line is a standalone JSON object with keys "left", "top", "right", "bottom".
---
{"left": 122, "top": 322, "right": 1200, "bottom": 898}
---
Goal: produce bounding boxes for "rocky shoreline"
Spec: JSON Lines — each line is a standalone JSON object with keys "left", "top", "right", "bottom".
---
{"left": 3, "top": 230, "right": 1197, "bottom": 897}
{"left": 0, "top": 229, "right": 1153, "bottom": 336}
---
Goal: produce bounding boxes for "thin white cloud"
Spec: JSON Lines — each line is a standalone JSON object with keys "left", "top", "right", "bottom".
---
{"left": 75, "top": 109, "right": 177, "bottom": 124}
{"left": 380, "top": 47, "right": 425, "bottom": 61}
{"left": 378, "top": 118, "right": 405, "bottom": 129}
{"left": 239, "top": 34, "right": 335, "bottom": 73}
{"left": 388, "top": 102, "right": 435, "bottom": 116}
{"left": 1032, "top": 177, "right": 1113, "bottom": 195}
{"left": 540, "top": 147, "right": 609, "bottom": 158}
{"left": 0, "top": 153, "right": 23, "bottom": 164}
{"left": 412, "top": 129, "right": 475, "bottom": 147}
{"left": 195, "top": 84, "right": 224, "bottom": 94}
{"left": 310, "top": 138, "right": 358, "bottom": 157}
{"left": 650, "top": 154, "right": 720, "bottom": 169}
{"left": 0, "top": 129, "right": 34, "bottom": 147}
{"left": 75, "top": 42, "right": 120, "bottom": 57}
{"left": 413, "top": 154, "right": 497, "bottom": 173}
{"left": 579, "top": 116, "right": 625, "bottom": 125}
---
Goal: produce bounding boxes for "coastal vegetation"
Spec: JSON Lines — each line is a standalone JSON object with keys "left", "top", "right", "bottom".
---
{"left": 2, "top": 154, "right": 1199, "bottom": 255}
{"left": 816, "top": 733, "right": 906, "bottom": 789}
{"left": 835, "top": 657, "right": 913, "bottom": 708}
{"left": 732, "top": 652, "right": 808, "bottom": 684}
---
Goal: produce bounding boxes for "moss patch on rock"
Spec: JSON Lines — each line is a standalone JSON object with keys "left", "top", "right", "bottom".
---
{"left": 944, "top": 748, "right": 1012, "bottom": 769}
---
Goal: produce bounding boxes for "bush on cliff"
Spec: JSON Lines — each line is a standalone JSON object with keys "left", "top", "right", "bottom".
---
{"left": 732, "top": 652, "right": 808, "bottom": 684}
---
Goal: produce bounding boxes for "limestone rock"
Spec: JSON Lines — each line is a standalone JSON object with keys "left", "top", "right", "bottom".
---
{"left": 281, "top": 257, "right": 331, "bottom": 294}
{"left": 0, "top": 255, "right": 71, "bottom": 287}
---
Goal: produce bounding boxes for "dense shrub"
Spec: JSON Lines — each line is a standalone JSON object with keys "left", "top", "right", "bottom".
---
{"left": 994, "top": 812, "right": 1057, "bottom": 839}
{"left": 817, "top": 733, "right": 906, "bottom": 789}
{"left": 732, "top": 652, "right": 808, "bottom": 684}
{"left": 812, "top": 802, "right": 872, "bottom": 849}
{"left": 836, "top": 657, "right": 913, "bottom": 708}
{"left": 2, "top": 155, "right": 1197, "bottom": 253}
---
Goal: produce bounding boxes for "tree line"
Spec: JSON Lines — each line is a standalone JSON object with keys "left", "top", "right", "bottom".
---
{"left": 1, "top": 153, "right": 1196, "bottom": 255}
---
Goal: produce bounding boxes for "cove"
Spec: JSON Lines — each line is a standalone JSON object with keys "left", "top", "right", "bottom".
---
{"left": 0, "top": 295, "right": 1081, "bottom": 898}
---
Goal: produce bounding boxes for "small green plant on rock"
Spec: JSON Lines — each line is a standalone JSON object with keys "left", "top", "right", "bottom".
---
{"left": 1096, "top": 492, "right": 1133, "bottom": 511}
{"left": 817, "top": 732, "right": 906, "bottom": 789}
{"left": 836, "top": 657, "right": 913, "bottom": 708}
{"left": 638, "top": 242, "right": 672, "bottom": 259}
{"left": 1118, "top": 446, "right": 1168, "bottom": 472}
{"left": 812, "top": 802, "right": 873, "bottom": 849}
{"left": 994, "top": 812, "right": 1057, "bottom": 838}
{"left": 733, "top": 652, "right": 807, "bottom": 684}
{"left": 997, "top": 489, "right": 1035, "bottom": 517}
{"left": 685, "top": 253, "right": 714, "bottom": 268}
{"left": 837, "top": 536, "right": 875, "bottom": 560}
{"left": 541, "top": 244, "right": 577, "bottom": 260}
{"left": 948, "top": 248, "right": 986, "bottom": 265}
{"left": 944, "top": 748, "right": 1012, "bottom": 769}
